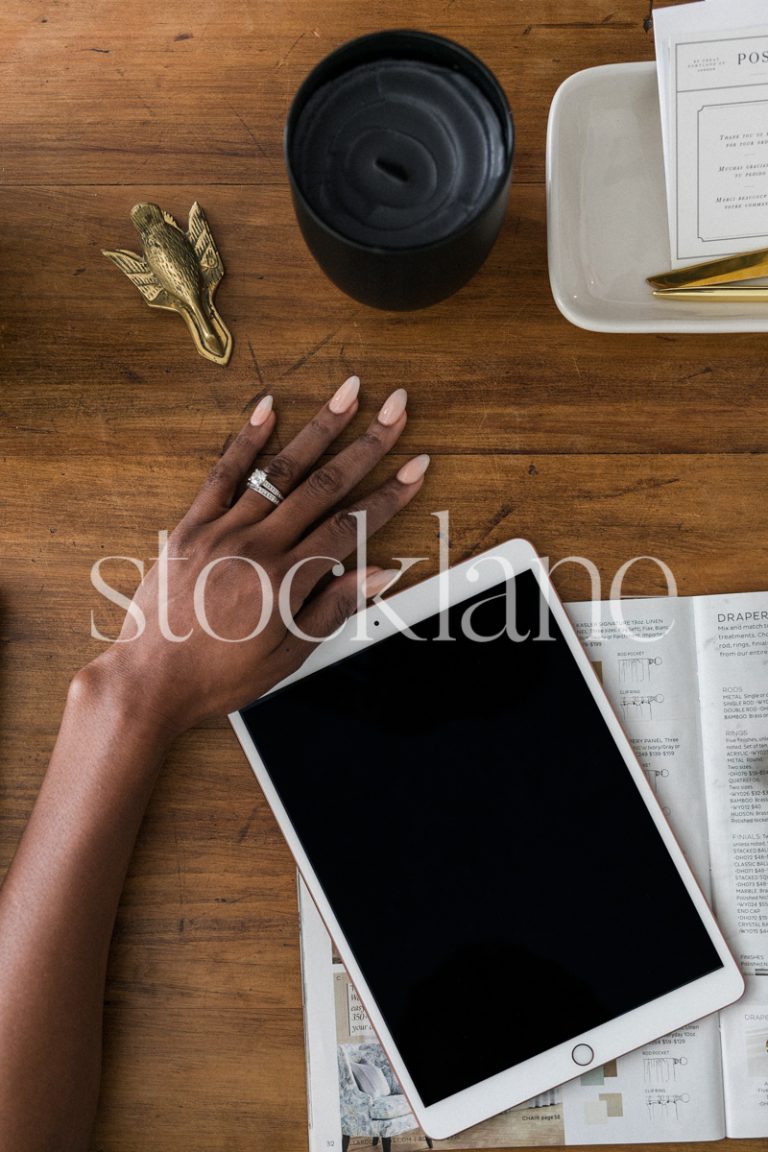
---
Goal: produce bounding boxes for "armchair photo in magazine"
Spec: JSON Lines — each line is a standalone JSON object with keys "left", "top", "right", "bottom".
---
{"left": 298, "top": 590, "right": 768, "bottom": 1149}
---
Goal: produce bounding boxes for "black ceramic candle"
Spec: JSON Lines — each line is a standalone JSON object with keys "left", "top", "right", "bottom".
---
{"left": 285, "top": 30, "right": 514, "bottom": 310}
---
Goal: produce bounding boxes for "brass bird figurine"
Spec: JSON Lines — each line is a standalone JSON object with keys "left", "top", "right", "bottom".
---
{"left": 103, "top": 201, "right": 233, "bottom": 365}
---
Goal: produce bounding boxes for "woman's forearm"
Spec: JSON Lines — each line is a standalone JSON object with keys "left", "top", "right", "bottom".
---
{"left": 0, "top": 384, "right": 425, "bottom": 1149}
{"left": 0, "top": 662, "right": 172, "bottom": 1152}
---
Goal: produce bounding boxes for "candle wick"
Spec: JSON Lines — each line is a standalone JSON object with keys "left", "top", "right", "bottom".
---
{"left": 374, "top": 157, "right": 409, "bottom": 184}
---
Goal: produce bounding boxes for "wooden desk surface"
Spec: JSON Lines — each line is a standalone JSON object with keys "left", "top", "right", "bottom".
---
{"left": 2, "top": 0, "right": 766, "bottom": 1148}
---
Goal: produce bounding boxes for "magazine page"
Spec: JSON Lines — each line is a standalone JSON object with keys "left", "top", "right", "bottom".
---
{"left": 299, "top": 595, "right": 727, "bottom": 1149}
{"left": 559, "top": 597, "right": 725, "bottom": 1143}
{"left": 299, "top": 875, "right": 347, "bottom": 1150}
{"left": 693, "top": 590, "right": 768, "bottom": 1138}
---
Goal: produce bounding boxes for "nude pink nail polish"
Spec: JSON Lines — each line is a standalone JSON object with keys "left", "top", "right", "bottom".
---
{"left": 250, "top": 394, "right": 274, "bottom": 426}
{"left": 363, "top": 568, "right": 401, "bottom": 597}
{"left": 329, "top": 374, "right": 360, "bottom": 414}
{"left": 378, "top": 387, "right": 408, "bottom": 426}
{"left": 396, "top": 453, "right": 430, "bottom": 485}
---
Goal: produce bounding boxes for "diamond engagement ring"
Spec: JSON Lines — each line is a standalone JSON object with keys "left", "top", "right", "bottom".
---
{"left": 246, "top": 468, "right": 285, "bottom": 506}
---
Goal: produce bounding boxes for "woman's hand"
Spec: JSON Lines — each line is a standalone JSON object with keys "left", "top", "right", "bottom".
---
{"left": 87, "top": 377, "right": 429, "bottom": 739}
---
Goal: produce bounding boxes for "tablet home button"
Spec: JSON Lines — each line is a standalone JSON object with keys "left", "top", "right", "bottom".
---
{"left": 571, "top": 1043, "right": 594, "bottom": 1066}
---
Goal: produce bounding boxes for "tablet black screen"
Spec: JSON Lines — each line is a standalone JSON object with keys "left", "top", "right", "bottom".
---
{"left": 240, "top": 570, "right": 722, "bottom": 1105}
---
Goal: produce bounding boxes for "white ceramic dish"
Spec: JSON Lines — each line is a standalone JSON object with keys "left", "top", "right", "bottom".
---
{"left": 546, "top": 61, "right": 768, "bottom": 333}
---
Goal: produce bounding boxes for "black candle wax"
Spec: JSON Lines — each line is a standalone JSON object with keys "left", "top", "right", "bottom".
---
{"left": 289, "top": 58, "right": 507, "bottom": 250}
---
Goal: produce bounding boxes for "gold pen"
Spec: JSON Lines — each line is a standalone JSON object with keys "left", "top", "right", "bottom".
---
{"left": 648, "top": 246, "right": 768, "bottom": 297}
{"left": 652, "top": 286, "right": 768, "bottom": 301}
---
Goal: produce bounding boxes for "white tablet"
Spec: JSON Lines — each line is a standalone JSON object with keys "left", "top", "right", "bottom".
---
{"left": 230, "top": 538, "right": 744, "bottom": 1139}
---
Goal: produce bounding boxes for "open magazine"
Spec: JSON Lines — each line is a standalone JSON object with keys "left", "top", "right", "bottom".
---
{"left": 298, "top": 590, "right": 768, "bottom": 1148}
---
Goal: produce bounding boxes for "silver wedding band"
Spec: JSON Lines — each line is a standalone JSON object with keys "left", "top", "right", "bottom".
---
{"left": 246, "top": 468, "right": 285, "bottom": 506}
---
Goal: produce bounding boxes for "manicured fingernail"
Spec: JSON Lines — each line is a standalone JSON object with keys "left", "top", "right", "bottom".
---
{"left": 250, "top": 394, "right": 273, "bottom": 426}
{"left": 396, "top": 453, "right": 430, "bottom": 485}
{"left": 363, "top": 568, "right": 401, "bottom": 597}
{"left": 378, "top": 387, "right": 408, "bottom": 426}
{"left": 329, "top": 374, "right": 360, "bottom": 414}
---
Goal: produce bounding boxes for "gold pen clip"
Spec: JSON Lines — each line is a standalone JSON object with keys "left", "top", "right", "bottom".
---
{"left": 648, "top": 246, "right": 768, "bottom": 299}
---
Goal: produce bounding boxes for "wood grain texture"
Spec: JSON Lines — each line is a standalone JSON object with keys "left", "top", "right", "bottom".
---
{"left": 1, "top": 0, "right": 765, "bottom": 1148}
